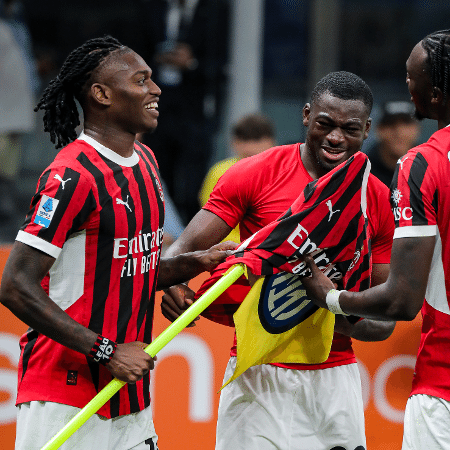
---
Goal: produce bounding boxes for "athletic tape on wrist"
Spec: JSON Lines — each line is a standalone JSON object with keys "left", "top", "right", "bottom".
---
{"left": 88, "top": 335, "right": 117, "bottom": 365}
{"left": 325, "top": 289, "right": 349, "bottom": 316}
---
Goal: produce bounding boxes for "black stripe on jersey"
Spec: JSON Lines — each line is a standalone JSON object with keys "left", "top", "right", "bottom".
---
{"left": 344, "top": 230, "right": 371, "bottom": 291}
{"left": 110, "top": 390, "right": 120, "bottom": 418}
{"left": 130, "top": 169, "right": 152, "bottom": 414}
{"left": 132, "top": 165, "right": 152, "bottom": 337}
{"left": 36, "top": 169, "right": 83, "bottom": 242}
{"left": 86, "top": 358, "right": 100, "bottom": 392}
{"left": 408, "top": 153, "right": 429, "bottom": 226}
{"left": 135, "top": 142, "right": 162, "bottom": 180}
{"left": 143, "top": 372, "right": 151, "bottom": 409}
{"left": 99, "top": 156, "right": 136, "bottom": 344}
{"left": 135, "top": 143, "right": 165, "bottom": 348}
{"left": 77, "top": 152, "right": 113, "bottom": 335}
{"left": 20, "top": 329, "right": 39, "bottom": 381}
{"left": 314, "top": 156, "right": 355, "bottom": 204}
{"left": 21, "top": 170, "right": 52, "bottom": 230}
{"left": 432, "top": 189, "right": 438, "bottom": 216}
{"left": 390, "top": 165, "right": 400, "bottom": 192}
{"left": 127, "top": 382, "right": 140, "bottom": 413}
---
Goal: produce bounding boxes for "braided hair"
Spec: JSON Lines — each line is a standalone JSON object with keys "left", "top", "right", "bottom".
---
{"left": 35, "top": 36, "right": 126, "bottom": 149}
{"left": 422, "top": 29, "right": 450, "bottom": 105}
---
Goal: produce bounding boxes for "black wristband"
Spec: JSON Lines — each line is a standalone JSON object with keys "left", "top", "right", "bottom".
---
{"left": 88, "top": 335, "right": 117, "bottom": 365}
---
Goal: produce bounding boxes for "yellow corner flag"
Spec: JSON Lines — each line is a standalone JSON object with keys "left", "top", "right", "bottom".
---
{"left": 222, "top": 270, "right": 335, "bottom": 388}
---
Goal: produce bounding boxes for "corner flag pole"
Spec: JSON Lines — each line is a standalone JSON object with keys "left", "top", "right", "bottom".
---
{"left": 40, "top": 264, "right": 245, "bottom": 450}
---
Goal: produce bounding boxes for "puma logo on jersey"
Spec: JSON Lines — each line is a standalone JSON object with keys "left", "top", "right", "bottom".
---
{"left": 326, "top": 200, "right": 340, "bottom": 222}
{"left": 397, "top": 156, "right": 408, "bottom": 170}
{"left": 116, "top": 195, "right": 132, "bottom": 212}
{"left": 54, "top": 174, "right": 72, "bottom": 189}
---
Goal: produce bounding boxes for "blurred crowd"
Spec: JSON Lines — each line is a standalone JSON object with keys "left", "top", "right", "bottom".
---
{"left": 0, "top": 0, "right": 231, "bottom": 244}
{"left": 0, "top": 0, "right": 422, "bottom": 246}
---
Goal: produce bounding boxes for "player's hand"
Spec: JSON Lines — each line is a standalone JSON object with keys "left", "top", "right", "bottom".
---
{"left": 161, "top": 284, "right": 199, "bottom": 327}
{"left": 301, "top": 255, "right": 335, "bottom": 308}
{"left": 194, "top": 240, "right": 238, "bottom": 272}
{"left": 107, "top": 341, "right": 156, "bottom": 384}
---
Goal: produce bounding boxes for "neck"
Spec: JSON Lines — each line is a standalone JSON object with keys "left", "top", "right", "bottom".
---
{"left": 299, "top": 143, "right": 324, "bottom": 180}
{"left": 83, "top": 122, "right": 137, "bottom": 158}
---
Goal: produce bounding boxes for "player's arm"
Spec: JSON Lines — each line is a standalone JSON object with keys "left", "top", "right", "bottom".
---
{"left": 165, "top": 209, "right": 233, "bottom": 255}
{"left": 303, "top": 235, "right": 434, "bottom": 321}
{"left": 160, "top": 209, "right": 234, "bottom": 322}
{"left": 333, "top": 263, "right": 395, "bottom": 341}
{"left": 0, "top": 241, "right": 155, "bottom": 383}
{"left": 157, "top": 240, "right": 237, "bottom": 289}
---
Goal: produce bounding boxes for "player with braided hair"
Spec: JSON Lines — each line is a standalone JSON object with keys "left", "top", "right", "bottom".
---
{"left": 0, "top": 36, "right": 234, "bottom": 450}
{"left": 303, "top": 29, "right": 450, "bottom": 450}
{"left": 422, "top": 29, "right": 450, "bottom": 107}
{"left": 35, "top": 35, "right": 124, "bottom": 149}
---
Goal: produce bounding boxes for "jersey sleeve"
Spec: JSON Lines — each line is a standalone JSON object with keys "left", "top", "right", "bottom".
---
{"left": 391, "top": 151, "right": 438, "bottom": 239}
{"left": 203, "top": 159, "right": 252, "bottom": 229}
{"left": 17, "top": 166, "right": 97, "bottom": 258}
{"left": 368, "top": 177, "right": 395, "bottom": 265}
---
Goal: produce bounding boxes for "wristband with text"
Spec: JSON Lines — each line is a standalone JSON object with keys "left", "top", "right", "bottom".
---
{"left": 88, "top": 335, "right": 117, "bottom": 365}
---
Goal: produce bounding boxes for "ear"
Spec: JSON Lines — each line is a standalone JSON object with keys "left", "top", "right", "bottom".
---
{"left": 302, "top": 103, "right": 311, "bottom": 127}
{"left": 363, "top": 117, "right": 372, "bottom": 140}
{"left": 90, "top": 83, "right": 112, "bottom": 106}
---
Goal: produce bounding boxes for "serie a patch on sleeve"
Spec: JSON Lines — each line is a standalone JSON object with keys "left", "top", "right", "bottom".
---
{"left": 34, "top": 195, "right": 59, "bottom": 228}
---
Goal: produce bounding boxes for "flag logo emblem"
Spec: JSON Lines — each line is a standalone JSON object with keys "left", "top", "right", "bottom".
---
{"left": 259, "top": 272, "right": 318, "bottom": 334}
{"left": 34, "top": 195, "right": 59, "bottom": 227}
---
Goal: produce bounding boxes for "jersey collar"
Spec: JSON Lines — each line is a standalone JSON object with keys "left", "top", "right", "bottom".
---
{"left": 78, "top": 131, "right": 140, "bottom": 167}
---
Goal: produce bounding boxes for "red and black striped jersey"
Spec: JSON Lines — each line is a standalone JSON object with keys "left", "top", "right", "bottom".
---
{"left": 215, "top": 152, "right": 372, "bottom": 291}
{"left": 15, "top": 133, "right": 165, "bottom": 418}
{"left": 201, "top": 143, "right": 394, "bottom": 370}
{"left": 391, "top": 125, "right": 450, "bottom": 402}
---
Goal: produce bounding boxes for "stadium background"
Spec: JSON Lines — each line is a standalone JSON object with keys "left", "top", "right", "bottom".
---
{"left": 0, "top": 247, "right": 423, "bottom": 449}
{"left": 0, "top": 0, "right": 447, "bottom": 448}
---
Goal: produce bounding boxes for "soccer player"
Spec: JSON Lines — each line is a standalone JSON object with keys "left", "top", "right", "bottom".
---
{"left": 161, "top": 71, "right": 396, "bottom": 450}
{"left": 0, "top": 36, "right": 234, "bottom": 450}
{"left": 302, "top": 30, "right": 450, "bottom": 450}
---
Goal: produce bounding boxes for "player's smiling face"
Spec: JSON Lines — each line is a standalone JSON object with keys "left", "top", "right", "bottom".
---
{"left": 98, "top": 49, "right": 162, "bottom": 134}
{"left": 302, "top": 92, "right": 371, "bottom": 178}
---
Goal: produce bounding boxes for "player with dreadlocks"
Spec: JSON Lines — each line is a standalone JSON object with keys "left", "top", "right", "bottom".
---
{"left": 0, "top": 35, "right": 234, "bottom": 450}
{"left": 303, "top": 29, "right": 450, "bottom": 450}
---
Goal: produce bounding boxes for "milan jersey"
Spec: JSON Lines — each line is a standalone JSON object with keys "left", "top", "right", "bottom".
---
{"left": 15, "top": 133, "right": 165, "bottom": 418}
{"left": 391, "top": 126, "right": 450, "bottom": 401}
{"left": 203, "top": 144, "right": 394, "bottom": 369}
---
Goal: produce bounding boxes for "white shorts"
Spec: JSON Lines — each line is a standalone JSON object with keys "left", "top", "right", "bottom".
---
{"left": 15, "top": 401, "right": 158, "bottom": 450}
{"left": 403, "top": 394, "right": 450, "bottom": 450}
{"left": 215, "top": 357, "right": 366, "bottom": 450}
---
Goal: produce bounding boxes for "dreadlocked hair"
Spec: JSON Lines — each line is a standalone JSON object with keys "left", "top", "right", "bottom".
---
{"left": 422, "top": 29, "right": 450, "bottom": 105}
{"left": 35, "top": 35, "right": 125, "bottom": 149}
